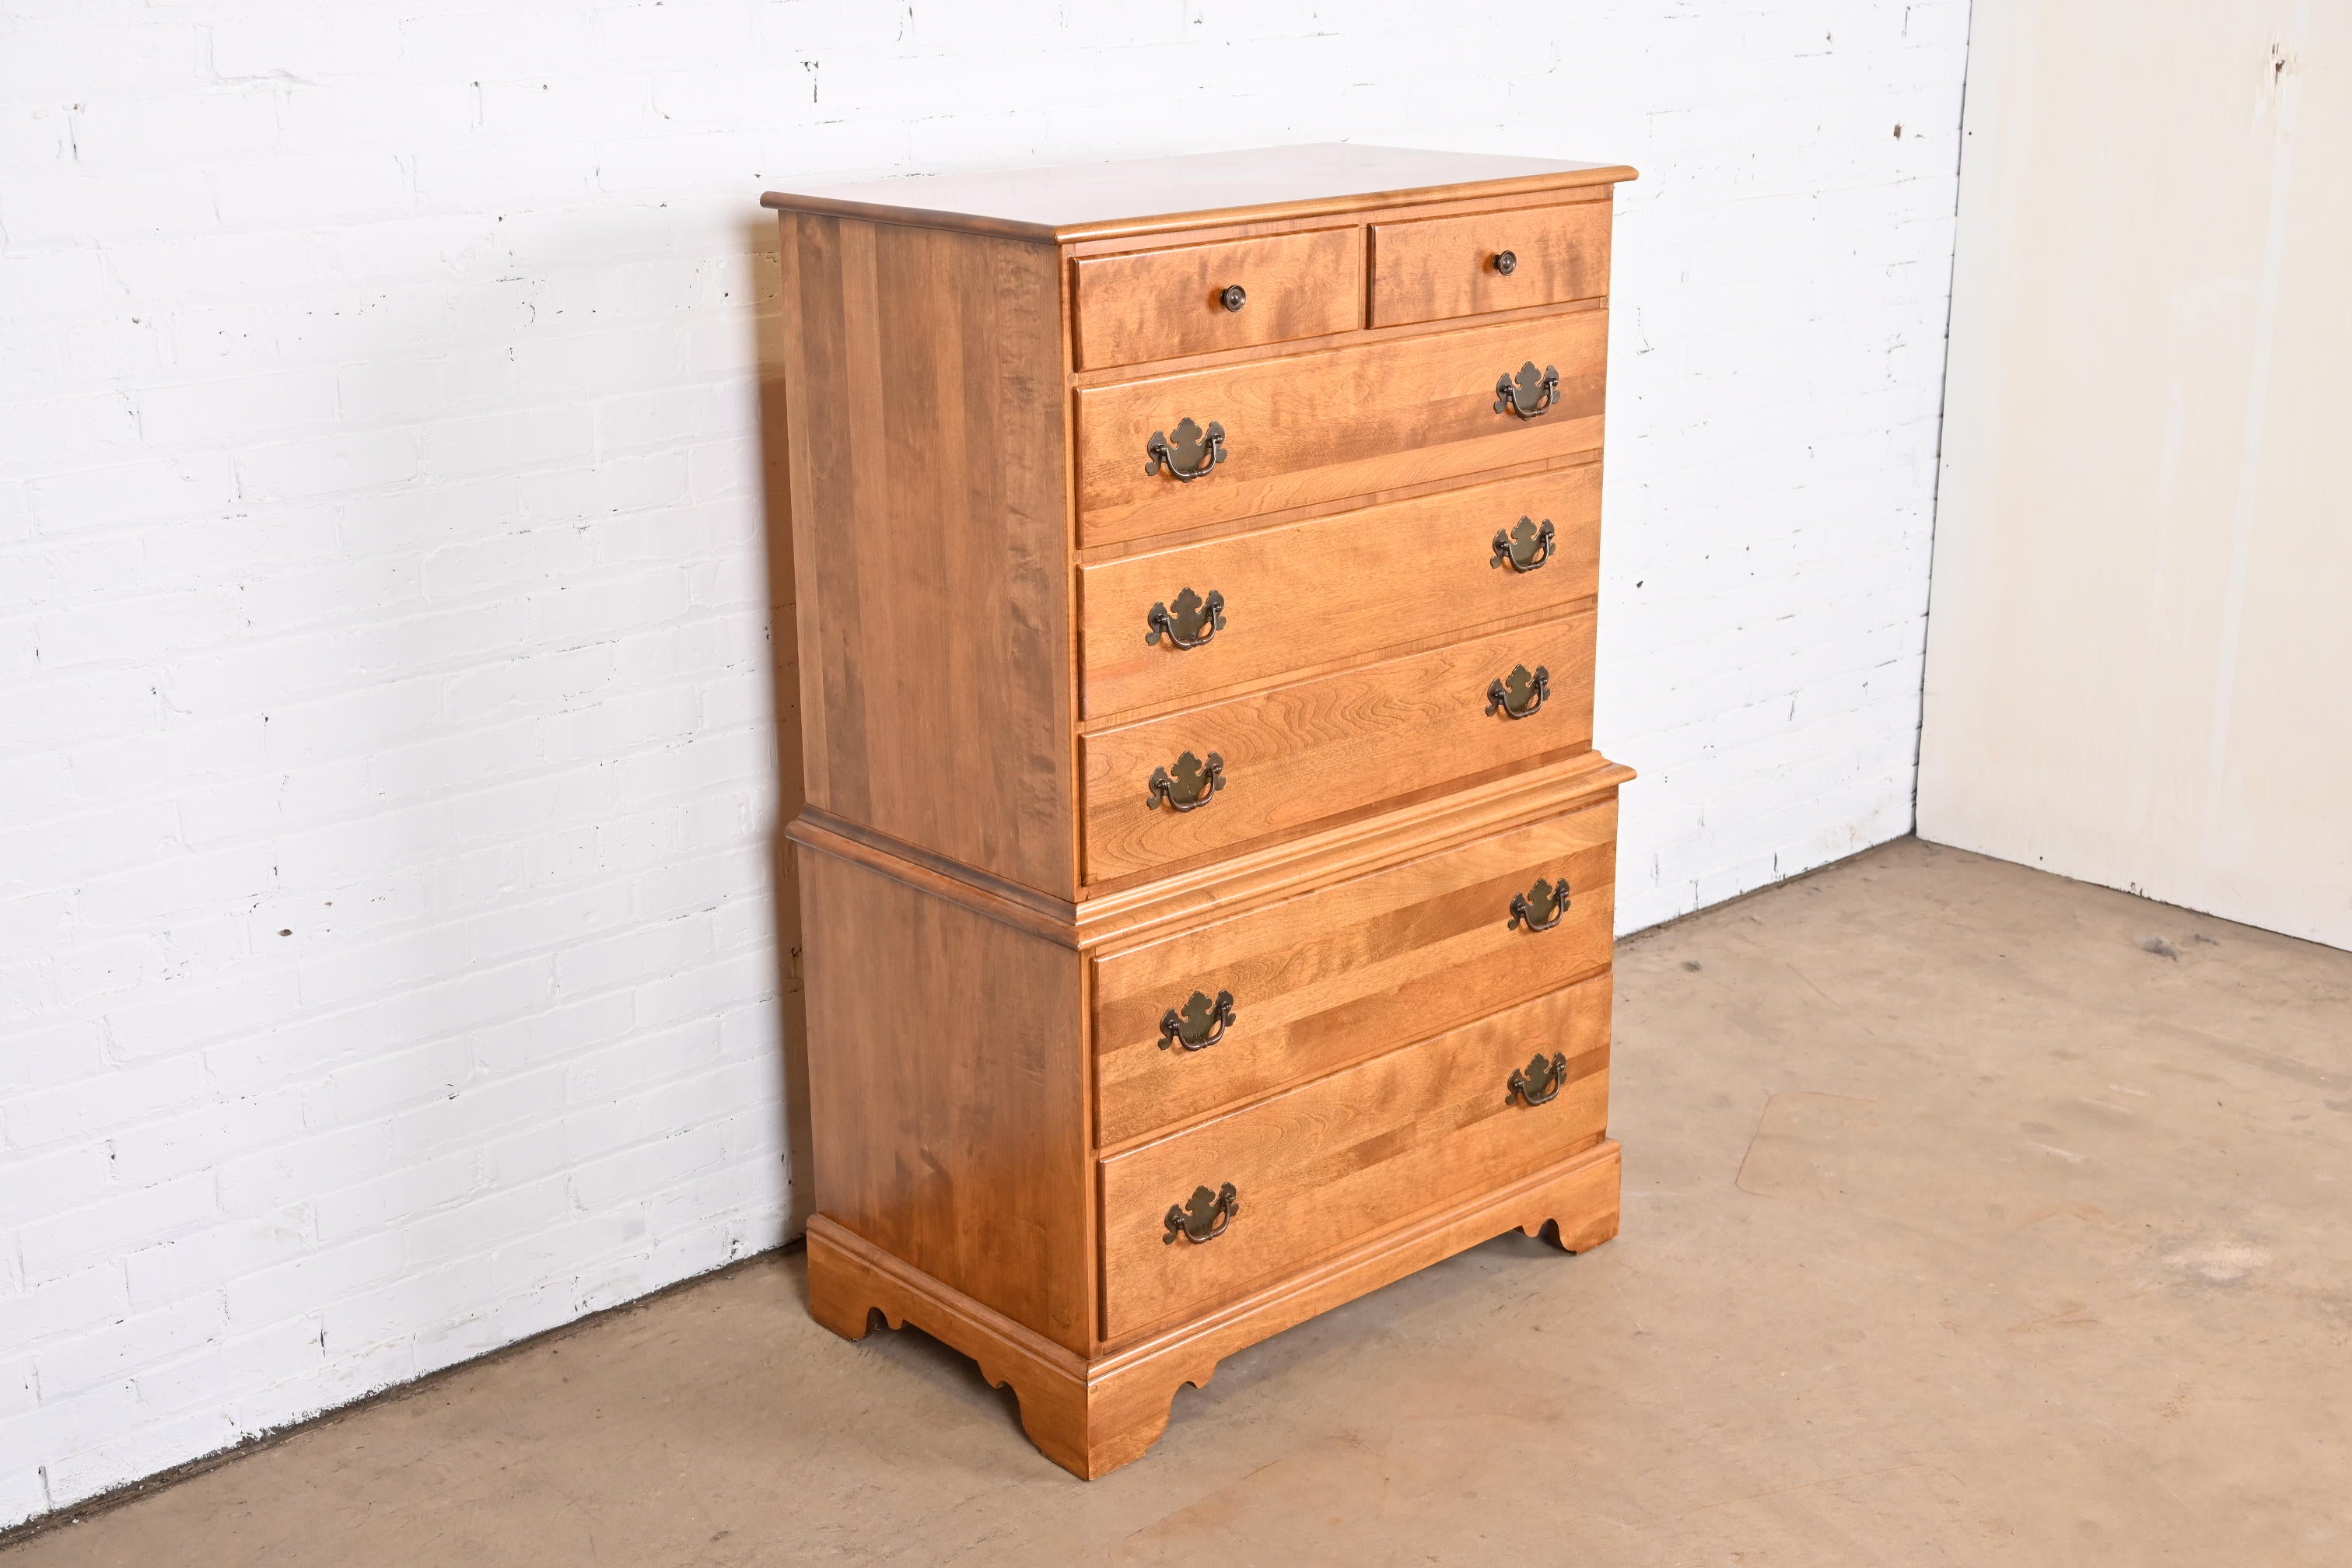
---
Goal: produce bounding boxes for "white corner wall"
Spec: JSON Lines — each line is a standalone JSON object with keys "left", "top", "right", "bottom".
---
{"left": 1919, "top": 1, "right": 2352, "bottom": 950}
{"left": 1, "top": 1, "right": 1969, "bottom": 1528}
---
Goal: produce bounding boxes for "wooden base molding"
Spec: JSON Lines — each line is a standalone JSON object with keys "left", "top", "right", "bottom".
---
{"left": 806, "top": 1139, "right": 1621, "bottom": 1479}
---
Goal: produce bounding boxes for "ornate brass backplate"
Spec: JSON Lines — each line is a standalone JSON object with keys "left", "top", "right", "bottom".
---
{"left": 1146, "top": 586, "right": 1227, "bottom": 649}
{"left": 1490, "top": 516, "right": 1556, "bottom": 573}
{"left": 1146, "top": 749, "right": 1225, "bottom": 811}
{"left": 1163, "top": 1181, "right": 1240, "bottom": 1244}
{"left": 1486, "top": 663, "right": 1551, "bottom": 719}
{"left": 1159, "top": 989, "right": 1237, "bottom": 1052}
{"left": 1144, "top": 416, "right": 1228, "bottom": 481}
{"left": 1509, "top": 875, "right": 1570, "bottom": 932}
{"left": 1494, "top": 361, "right": 1561, "bottom": 418}
{"left": 1507, "top": 1051, "right": 1568, "bottom": 1107}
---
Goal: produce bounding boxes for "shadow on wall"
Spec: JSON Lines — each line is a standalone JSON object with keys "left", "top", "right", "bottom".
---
{"left": 746, "top": 212, "right": 815, "bottom": 1236}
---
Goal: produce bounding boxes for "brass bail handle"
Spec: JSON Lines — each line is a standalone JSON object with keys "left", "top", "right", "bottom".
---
{"left": 1491, "top": 516, "right": 1556, "bottom": 573}
{"left": 1145, "top": 416, "right": 1228, "bottom": 481}
{"left": 1509, "top": 874, "right": 1571, "bottom": 933}
{"left": 1508, "top": 1051, "right": 1568, "bottom": 1107}
{"left": 1486, "top": 663, "right": 1551, "bottom": 720}
{"left": 1147, "top": 750, "right": 1225, "bottom": 812}
{"left": 1159, "top": 989, "right": 1237, "bottom": 1052}
{"left": 1494, "top": 361, "right": 1560, "bottom": 418}
{"left": 1146, "top": 586, "right": 1227, "bottom": 649}
{"left": 1164, "top": 1182, "right": 1240, "bottom": 1244}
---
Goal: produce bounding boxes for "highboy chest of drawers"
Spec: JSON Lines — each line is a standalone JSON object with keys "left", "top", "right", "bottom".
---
{"left": 764, "top": 143, "right": 1636, "bottom": 1477}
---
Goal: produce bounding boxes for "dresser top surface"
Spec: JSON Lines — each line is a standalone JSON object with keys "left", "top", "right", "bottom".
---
{"left": 760, "top": 142, "right": 1636, "bottom": 243}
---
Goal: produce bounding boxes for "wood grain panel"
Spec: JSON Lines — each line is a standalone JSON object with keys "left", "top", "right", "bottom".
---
{"left": 1073, "top": 227, "right": 1363, "bottom": 371}
{"left": 1075, "top": 310, "right": 1608, "bottom": 546}
{"left": 1098, "top": 975, "right": 1612, "bottom": 1339}
{"left": 1367, "top": 197, "right": 1612, "bottom": 327}
{"left": 1093, "top": 799, "right": 1616, "bottom": 1146}
{"left": 1080, "top": 610, "right": 1596, "bottom": 884}
{"left": 1078, "top": 464, "right": 1602, "bottom": 719}
{"left": 778, "top": 212, "right": 1075, "bottom": 895}
{"left": 799, "top": 849, "right": 1091, "bottom": 1353}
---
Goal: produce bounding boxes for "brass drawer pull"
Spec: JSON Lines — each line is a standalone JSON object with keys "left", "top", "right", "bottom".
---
{"left": 1509, "top": 875, "right": 1570, "bottom": 932}
{"left": 1160, "top": 989, "right": 1237, "bottom": 1052}
{"left": 1494, "top": 361, "right": 1560, "bottom": 419}
{"left": 1164, "top": 1182, "right": 1239, "bottom": 1244}
{"left": 1491, "top": 516, "right": 1556, "bottom": 573}
{"left": 1146, "top": 586, "right": 1226, "bottom": 649}
{"left": 1220, "top": 283, "right": 1248, "bottom": 312}
{"left": 1147, "top": 749, "right": 1224, "bottom": 811}
{"left": 1492, "top": 249, "right": 1518, "bottom": 275}
{"left": 1486, "top": 663, "right": 1550, "bottom": 720}
{"left": 1144, "top": 416, "right": 1228, "bottom": 481}
{"left": 1508, "top": 1051, "right": 1568, "bottom": 1107}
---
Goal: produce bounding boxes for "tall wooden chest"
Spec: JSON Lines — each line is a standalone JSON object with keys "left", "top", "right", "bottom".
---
{"left": 764, "top": 143, "right": 1636, "bottom": 1476}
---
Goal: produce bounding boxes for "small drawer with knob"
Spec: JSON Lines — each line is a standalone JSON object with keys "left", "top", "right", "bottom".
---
{"left": 1367, "top": 198, "right": 1612, "bottom": 327}
{"left": 1071, "top": 226, "right": 1364, "bottom": 372}
{"left": 1076, "top": 466, "right": 1602, "bottom": 720}
{"left": 1081, "top": 608, "right": 1597, "bottom": 885}
{"left": 1092, "top": 797, "right": 1619, "bottom": 1146}
{"left": 1097, "top": 973, "right": 1612, "bottom": 1340}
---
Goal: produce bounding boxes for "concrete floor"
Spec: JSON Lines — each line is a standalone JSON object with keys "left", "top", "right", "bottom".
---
{"left": 11, "top": 838, "right": 2351, "bottom": 1566}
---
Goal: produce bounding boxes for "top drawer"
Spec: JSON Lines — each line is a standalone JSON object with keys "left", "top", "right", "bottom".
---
{"left": 1073, "top": 228, "right": 1363, "bottom": 371}
{"left": 1369, "top": 199, "right": 1612, "bottom": 327}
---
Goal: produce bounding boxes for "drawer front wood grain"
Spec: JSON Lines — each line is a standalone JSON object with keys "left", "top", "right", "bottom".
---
{"left": 1368, "top": 198, "right": 1612, "bottom": 327}
{"left": 1079, "top": 464, "right": 1601, "bottom": 720}
{"left": 1082, "top": 611, "right": 1594, "bottom": 884}
{"left": 1098, "top": 975, "right": 1611, "bottom": 1339}
{"left": 1094, "top": 799, "right": 1617, "bottom": 1146}
{"left": 1076, "top": 311, "right": 1607, "bottom": 548}
{"left": 1073, "top": 227, "right": 1364, "bottom": 371}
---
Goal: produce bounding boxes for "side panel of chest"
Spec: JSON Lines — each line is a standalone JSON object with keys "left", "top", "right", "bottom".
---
{"left": 796, "top": 845, "right": 1093, "bottom": 1354}
{"left": 778, "top": 214, "right": 1076, "bottom": 898}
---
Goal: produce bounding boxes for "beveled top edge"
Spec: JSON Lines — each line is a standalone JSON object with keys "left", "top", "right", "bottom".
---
{"left": 760, "top": 142, "right": 1638, "bottom": 243}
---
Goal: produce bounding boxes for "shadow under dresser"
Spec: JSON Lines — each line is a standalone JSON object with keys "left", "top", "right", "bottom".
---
{"left": 762, "top": 142, "right": 1636, "bottom": 1477}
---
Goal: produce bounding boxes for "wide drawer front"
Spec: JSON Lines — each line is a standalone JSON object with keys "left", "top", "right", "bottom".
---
{"left": 1368, "top": 199, "right": 1612, "bottom": 327}
{"left": 1073, "top": 226, "right": 1364, "bottom": 371}
{"left": 1082, "top": 610, "right": 1595, "bottom": 884}
{"left": 1078, "top": 463, "right": 1602, "bottom": 720}
{"left": 1094, "top": 797, "right": 1618, "bottom": 1146}
{"left": 1098, "top": 975, "right": 1612, "bottom": 1340}
{"left": 1076, "top": 311, "right": 1608, "bottom": 548}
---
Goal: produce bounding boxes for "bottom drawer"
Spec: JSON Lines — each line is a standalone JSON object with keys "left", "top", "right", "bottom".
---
{"left": 1097, "top": 974, "right": 1611, "bottom": 1341}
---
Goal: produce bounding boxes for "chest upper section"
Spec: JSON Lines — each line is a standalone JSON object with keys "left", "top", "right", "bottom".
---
{"left": 762, "top": 144, "right": 1634, "bottom": 899}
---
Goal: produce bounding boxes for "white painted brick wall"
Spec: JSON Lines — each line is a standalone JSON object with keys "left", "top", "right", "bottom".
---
{"left": 0, "top": 0, "right": 1969, "bottom": 1528}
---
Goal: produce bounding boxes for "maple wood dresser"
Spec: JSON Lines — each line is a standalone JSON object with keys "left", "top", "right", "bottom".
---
{"left": 763, "top": 143, "right": 1636, "bottom": 1477}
